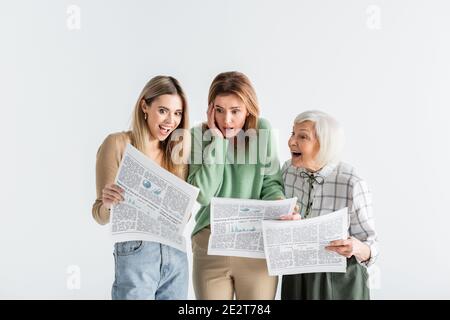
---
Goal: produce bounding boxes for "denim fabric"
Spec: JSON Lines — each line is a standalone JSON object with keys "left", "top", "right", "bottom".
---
{"left": 111, "top": 240, "right": 188, "bottom": 300}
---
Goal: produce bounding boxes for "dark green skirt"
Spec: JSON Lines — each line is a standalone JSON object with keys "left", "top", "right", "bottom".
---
{"left": 281, "top": 256, "right": 370, "bottom": 300}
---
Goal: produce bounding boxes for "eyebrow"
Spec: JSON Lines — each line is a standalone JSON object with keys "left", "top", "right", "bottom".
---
{"left": 214, "top": 105, "right": 241, "bottom": 110}
{"left": 158, "top": 106, "right": 182, "bottom": 112}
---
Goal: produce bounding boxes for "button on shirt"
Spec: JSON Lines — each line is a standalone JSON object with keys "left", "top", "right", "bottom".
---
{"left": 281, "top": 160, "right": 379, "bottom": 267}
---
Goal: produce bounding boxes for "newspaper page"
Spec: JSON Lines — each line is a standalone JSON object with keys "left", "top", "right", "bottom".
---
{"left": 261, "top": 207, "right": 349, "bottom": 276}
{"left": 111, "top": 143, "right": 200, "bottom": 252}
{"left": 208, "top": 197, "right": 297, "bottom": 259}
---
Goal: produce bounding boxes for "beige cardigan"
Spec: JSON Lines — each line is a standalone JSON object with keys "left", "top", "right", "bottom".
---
{"left": 92, "top": 131, "right": 133, "bottom": 225}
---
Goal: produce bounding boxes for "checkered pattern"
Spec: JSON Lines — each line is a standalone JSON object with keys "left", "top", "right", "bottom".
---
{"left": 282, "top": 160, "right": 379, "bottom": 267}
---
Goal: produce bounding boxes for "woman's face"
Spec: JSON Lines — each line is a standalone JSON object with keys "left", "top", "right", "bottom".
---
{"left": 213, "top": 94, "right": 249, "bottom": 138}
{"left": 142, "top": 94, "right": 183, "bottom": 141}
{"left": 288, "top": 121, "right": 321, "bottom": 171}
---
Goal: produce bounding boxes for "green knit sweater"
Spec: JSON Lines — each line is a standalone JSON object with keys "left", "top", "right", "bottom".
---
{"left": 188, "top": 118, "right": 285, "bottom": 236}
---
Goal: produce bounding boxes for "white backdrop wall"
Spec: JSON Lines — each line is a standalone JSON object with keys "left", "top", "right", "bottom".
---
{"left": 1, "top": 0, "right": 449, "bottom": 299}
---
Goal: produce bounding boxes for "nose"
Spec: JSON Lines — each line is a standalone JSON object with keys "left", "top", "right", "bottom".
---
{"left": 224, "top": 112, "right": 233, "bottom": 125}
{"left": 165, "top": 113, "right": 175, "bottom": 125}
{"left": 288, "top": 136, "right": 297, "bottom": 147}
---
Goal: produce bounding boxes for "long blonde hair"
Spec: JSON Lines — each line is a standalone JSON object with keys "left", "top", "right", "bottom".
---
{"left": 131, "top": 76, "right": 189, "bottom": 179}
{"left": 208, "top": 71, "right": 260, "bottom": 131}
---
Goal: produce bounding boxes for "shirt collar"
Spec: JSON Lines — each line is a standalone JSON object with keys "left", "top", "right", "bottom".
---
{"left": 289, "top": 162, "right": 337, "bottom": 179}
{"left": 315, "top": 162, "right": 337, "bottom": 178}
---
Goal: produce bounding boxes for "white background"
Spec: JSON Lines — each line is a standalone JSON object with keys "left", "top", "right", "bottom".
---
{"left": 1, "top": 0, "right": 449, "bottom": 299}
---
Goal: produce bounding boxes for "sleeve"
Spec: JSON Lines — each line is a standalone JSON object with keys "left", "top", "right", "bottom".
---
{"left": 259, "top": 120, "right": 285, "bottom": 200}
{"left": 349, "top": 179, "right": 379, "bottom": 267}
{"left": 91, "top": 134, "right": 122, "bottom": 225}
{"left": 187, "top": 126, "right": 229, "bottom": 206}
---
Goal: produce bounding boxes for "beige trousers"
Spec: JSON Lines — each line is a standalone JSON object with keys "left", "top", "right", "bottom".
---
{"left": 191, "top": 227, "right": 278, "bottom": 300}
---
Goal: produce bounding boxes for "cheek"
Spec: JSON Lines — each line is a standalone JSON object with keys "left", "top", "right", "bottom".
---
{"left": 312, "top": 143, "right": 320, "bottom": 156}
{"left": 301, "top": 144, "right": 314, "bottom": 157}
{"left": 214, "top": 113, "right": 224, "bottom": 125}
{"left": 149, "top": 110, "right": 162, "bottom": 121}
{"left": 236, "top": 114, "right": 247, "bottom": 128}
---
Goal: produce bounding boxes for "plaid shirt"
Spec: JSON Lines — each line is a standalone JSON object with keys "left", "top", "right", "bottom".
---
{"left": 282, "top": 160, "right": 379, "bottom": 267}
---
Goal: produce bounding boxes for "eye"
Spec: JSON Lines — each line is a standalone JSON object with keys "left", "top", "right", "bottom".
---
{"left": 300, "top": 135, "right": 308, "bottom": 140}
{"left": 159, "top": 108, "right": 167, "bottom": 114}
{"left": 232, "top": 110, "right": 240, "bottom": 114}
{"left": 291, "top": 131, "right": 295, "bottom": 136}
{"left": 215, "top": 107, "right": 223, "bottom": 113}
{"left": 175, "top": 111, "right": 182, "bottom": 117}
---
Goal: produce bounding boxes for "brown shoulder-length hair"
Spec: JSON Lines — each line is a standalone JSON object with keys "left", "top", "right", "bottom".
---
{"left": 130, "top": 75, "right": 189, "bottom": 180}
{"left": 208, "top": 71, "right": 260, "bottom": 131}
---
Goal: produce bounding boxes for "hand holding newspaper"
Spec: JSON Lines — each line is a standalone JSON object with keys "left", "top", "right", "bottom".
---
{"left": 261, "top": 207, "right": 349, "bottom": 276}
{"left": 208, "top": 197, "right": 297, "bottom": 259}
{"left": 110, "top": 143, "right": 199, "bottom": 252}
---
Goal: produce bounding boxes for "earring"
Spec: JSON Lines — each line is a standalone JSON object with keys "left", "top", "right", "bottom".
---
{"left": 144, "top": 112, "right": 147, "bottom": 120}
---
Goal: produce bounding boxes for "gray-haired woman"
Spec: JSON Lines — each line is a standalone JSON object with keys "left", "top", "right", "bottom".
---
{"left": 280, "top": 110, "right": 379, "bottom": 300}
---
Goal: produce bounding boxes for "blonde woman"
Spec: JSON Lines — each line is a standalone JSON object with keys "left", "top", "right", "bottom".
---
{"left": 188, "top": 71, "right": 285, "bottom": 299}
{"left": 92, "top": 75, "right": 190, "bottom": 300}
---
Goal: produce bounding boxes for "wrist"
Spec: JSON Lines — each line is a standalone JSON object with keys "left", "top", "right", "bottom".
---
{"left": 354, "top": 240, "right": 371, "bottom": 262}
{"left": 101, "top": 203, "right": 111, "bottom": 213}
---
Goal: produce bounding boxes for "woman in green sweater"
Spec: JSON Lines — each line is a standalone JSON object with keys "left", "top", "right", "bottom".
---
{"left": 188, "top": 71, "right": 285, "bottom": 299}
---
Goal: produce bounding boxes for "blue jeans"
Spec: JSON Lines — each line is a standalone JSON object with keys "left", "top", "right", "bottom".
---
{"left": 112, "top": 241, "right": 188, "bottom": 300}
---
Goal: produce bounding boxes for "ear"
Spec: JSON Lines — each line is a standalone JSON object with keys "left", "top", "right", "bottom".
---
{"left": 140, "top": 99, "right": 147, "bottom": 113}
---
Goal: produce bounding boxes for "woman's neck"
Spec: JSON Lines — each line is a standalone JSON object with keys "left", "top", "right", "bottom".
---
{"left": 305, "top": 164, "right": 323, "bottom": 173}
{"left": 145, "top": 136, "right": 163, "bottom": 162}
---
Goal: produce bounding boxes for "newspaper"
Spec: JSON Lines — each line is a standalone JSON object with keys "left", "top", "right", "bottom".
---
{"left": 208, "top": 197, "right": 297, "bottom": 259}
{"left": 111, "top": 143, "right": 199, "bottom": 252}
{"left": 261, "top": 207, "right": 349, "bottom": 276}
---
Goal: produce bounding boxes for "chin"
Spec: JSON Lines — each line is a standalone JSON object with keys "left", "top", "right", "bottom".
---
{"left": 291, "top": 159, "right": 303, "bottom": 168}
{"left": 221, "top": 131, "right": 235, "bottom": 138}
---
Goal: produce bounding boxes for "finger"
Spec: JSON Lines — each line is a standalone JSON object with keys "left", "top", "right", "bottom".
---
{"left": 280, "top": 214, "right": 301, "bottom": 220}
{"left": 326, "top": 246, "right": 349, "bottom": 257}
{"left": 207, "top": 106, "right": 216, "bottom": 128}
{"left": 110, "top": 184, "right": 124, "bottom": 194}
{"left": 103, "top": 189, "right": 124, "bottom": 201}
{"left": 329, "top": 239, "right": 351, "bottom": 246}
{"left": 290, "top": 213, "right": 301, "bottom": 220}
{"left": 334, "top": 247, "right": 352, "bottom": 256}
{"left": 102, "top": 196, "right": 116, "bottom": 207}
{"left": 328, "top": 240, "right": 343, "bottom": 246}
{"left": 103, "top": 188, "right": 121, "bottom": 198}
{"left": 325, "top": 246, "right": 337, "bottom": 252}
{"left": 207, "top": 103, "right": 214, "bottom": 117}
{"left": 102, "top": 195, "right": 115, "bottom": 203}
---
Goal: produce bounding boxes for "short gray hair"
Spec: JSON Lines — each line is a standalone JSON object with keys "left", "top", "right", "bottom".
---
{"left": 294, "top": 110, "right": 344, "bottom": 167}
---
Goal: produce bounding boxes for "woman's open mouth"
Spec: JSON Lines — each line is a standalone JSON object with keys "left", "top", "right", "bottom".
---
{"left": 222, "top": 127, "right": 236, "bottom": 136}
{"left": 159, "top": 125, "right": 172, "bottom": 135}
{"left": 291, "top": 152, "right": 302, "bottom": 158}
